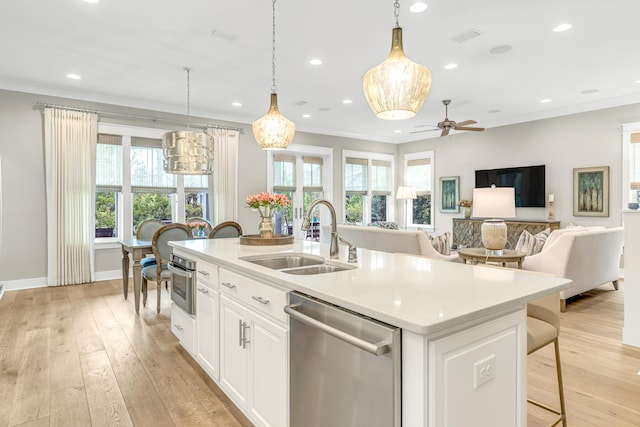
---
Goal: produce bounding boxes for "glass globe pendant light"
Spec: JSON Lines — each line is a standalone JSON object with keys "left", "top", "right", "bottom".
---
{"left": 363, "top": 0, "right": 432, "bottom": 120}
{"left": 252, "top": 0, "right": 295, "bottom": 150}
{"left": 162, "top": 67, "right": 213, "bottom": 174}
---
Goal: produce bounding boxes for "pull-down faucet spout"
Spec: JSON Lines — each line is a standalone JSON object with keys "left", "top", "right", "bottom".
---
{"left": 301, "top": 199, "right": 339, "bottom": 259}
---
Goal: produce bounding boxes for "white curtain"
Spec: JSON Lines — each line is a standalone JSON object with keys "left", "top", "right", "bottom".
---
{"left": 44, "top": 108, "right": 97, "bottom": 286}
{"left": 208, "top": 128, "right": 239, "bottom": 224}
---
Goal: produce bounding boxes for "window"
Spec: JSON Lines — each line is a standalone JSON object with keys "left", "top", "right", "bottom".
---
{"left": 343, "top": 151, "right": 394, "bottom": 225}
{"left": 95, "top": 124, "right": 212, "bottom": 240}
{"left": 623, "top": 124, "right": 640, "bottom": 208}
{"left": 404, "top": 151, "right": 434, "bottom": 230}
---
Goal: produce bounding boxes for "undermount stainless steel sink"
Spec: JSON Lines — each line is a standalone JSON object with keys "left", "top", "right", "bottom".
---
{"left": 240, "top": 253, "right": 356, "bottom": 275}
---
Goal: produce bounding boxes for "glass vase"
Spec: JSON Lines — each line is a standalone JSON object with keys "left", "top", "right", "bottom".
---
{"left": 259, "top": 215, "right": 274, "bottom": 239}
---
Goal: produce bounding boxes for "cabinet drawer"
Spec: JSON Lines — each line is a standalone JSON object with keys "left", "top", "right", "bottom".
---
{"left": 171, "top": 302, "right": 196, "bottom": 355}
{"left": 196, "top": 261, "right": 218, "bottom": 288}
{"left": 219, "top": 269, "right": 287, "bottom": 323}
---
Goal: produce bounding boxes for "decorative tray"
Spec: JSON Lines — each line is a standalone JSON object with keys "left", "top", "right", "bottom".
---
{"left": 239, "top": 234, "right": 295, "bottom": 246}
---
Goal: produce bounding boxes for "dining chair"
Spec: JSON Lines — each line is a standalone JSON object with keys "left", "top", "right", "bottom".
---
{"left": 135, "top": 219, "right": 165, "bottom": 269}
{"left": 527, "top": 292, "right": 567, "bottom": 426}
{"left": 186, "top": 217, "right": 214, "bottom": 237}
{"left": 141, "top": 223, "right": 192, "bottom": 313}
{"left": 209, "top": 221, "right": 243, "bottom": 238}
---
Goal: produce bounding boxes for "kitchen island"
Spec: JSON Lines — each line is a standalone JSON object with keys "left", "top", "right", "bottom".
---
{"left": 169, "top": 237, "right": 571, "bottom": 427}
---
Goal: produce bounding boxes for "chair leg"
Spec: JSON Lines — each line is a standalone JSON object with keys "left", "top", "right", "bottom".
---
{"left": 142, "top": 278, "right": 148, "bottom": 307}
{"left": 554, "top": 339, "right": 567, "bottom": 427}
{"left": 157, "top": 281, "right": 162, "bottom": 313}
{"left": 613, "top": 279, "right": 619, "bottom": 290}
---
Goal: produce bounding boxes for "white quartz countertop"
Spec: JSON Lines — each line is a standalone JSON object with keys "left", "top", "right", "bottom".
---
{"left": 170, "top": 238, "right": 571, "bottom": 335}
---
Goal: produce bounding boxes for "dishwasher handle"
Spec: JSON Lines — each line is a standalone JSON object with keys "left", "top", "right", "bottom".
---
{"left": 284, "top": 304, "right": 391, "bottom": 356}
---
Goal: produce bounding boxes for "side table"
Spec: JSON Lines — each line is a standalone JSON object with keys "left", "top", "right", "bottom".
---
{"left": 458, "top": 248, "right": 526, "bottom": 269}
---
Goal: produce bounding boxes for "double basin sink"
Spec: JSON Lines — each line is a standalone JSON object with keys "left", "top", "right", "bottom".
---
{"left": 240, "top": 252, "right": 356, "bottom": 275}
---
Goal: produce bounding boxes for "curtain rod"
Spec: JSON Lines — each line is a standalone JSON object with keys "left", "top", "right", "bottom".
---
{"left": 33, "top": 102, "right": 245, "bottom": 134}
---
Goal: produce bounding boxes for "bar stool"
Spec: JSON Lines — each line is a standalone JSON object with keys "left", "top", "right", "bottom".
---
{"left": 527, "top": 292, "right": 567, "bottom": 426}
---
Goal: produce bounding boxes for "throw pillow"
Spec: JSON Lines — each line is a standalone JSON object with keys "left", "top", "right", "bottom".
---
{"left": 376, "top": 221, "right": 399, "bottom": 229}
{"left": 515, "top": 228, "right": 550, "bottom": 256}
{"left": 430, "top": 232, "right": 451, "bottom": 255}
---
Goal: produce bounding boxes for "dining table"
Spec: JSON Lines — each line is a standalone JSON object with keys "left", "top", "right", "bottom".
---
{"left": 118, "top": 238, "right": 153, "bottom": 314}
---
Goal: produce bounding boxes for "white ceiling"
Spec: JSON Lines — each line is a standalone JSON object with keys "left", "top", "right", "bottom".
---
{"left": 2, "top": 0, "right": 640, "bottom": 143}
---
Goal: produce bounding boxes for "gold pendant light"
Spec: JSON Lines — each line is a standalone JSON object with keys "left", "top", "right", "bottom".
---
{"left": 252, "top": 0, "right": 295, "bottom": 150}
{"left": 163, "top": 67, "right": 213, "bottom": 174}
{"left": 363, "top": 0, "right": 432, "bottom": 120}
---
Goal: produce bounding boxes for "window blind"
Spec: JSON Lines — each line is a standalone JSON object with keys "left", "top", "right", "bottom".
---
{"left": 372, "top": 159, "right": 391, "bottom": 195}
{"left": 345, "top": 157, "right": 368, "bottom": 192}
{"left": 274, "top": 154, "right": 296, "bottom": 192}
{"left": 96, "top": 134, "right": 122, "bottom": 192}
{"left": 303, "top": 156, "right": 323, "bottom": 190}
{"left": 130, "top": 136, "right": 176, "bottom": 193}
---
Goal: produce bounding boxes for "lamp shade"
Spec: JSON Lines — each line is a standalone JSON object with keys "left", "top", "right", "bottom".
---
{"left": 397, "top": 186, "right": 417, "bottom": 200}
{"left": 630, "top": 182, "right": 640, "bottom": 190}
{"left": 162, "top": 130, "right": 213, "bottom": 175}
{"left": 363, "top": 27, "right": 432, "bottom": 120}
{"left": 252, "top": 93, "right": 296, "bottom": 150}
{"left": 472, "top": 186, "right": 516, "bottom": 218}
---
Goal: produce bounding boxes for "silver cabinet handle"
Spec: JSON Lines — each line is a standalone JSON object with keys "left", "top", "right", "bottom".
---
{"left": 221, "top": 281, "right": 236, "bottom": 289}
{"left": 197, "top": 287, "right": 209, "bottom": 295}
{"left": 284, "top": 304, "right": 390, "bottom": 356}
{"left": 174, "top": 324, "right": 183, "bottom": 332}
{"left": 251, "top": 296, "right": 270, "bottom": 305}
{"left": 242, "top": 321, "right": 250, "bottom": 349}
{"left": 198, "top": 270, "right": 210, "bottom": 276}
{"left": 238, "top": 319, "right": 243, "bottom": 347}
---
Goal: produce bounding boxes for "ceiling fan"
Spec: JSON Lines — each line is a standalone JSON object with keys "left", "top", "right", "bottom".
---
{"left": 412, "top": 99, "right": 485, "bottom": 137}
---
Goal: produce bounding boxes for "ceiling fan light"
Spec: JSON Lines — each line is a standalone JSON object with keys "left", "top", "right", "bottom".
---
{"left": 363, "top": 27, "right": 432, "bottom": 120}
{"left": 252, "top": 93, "right": 296, "bottom": 150}
{"left": 163, "top": 130, "right": 213, "bottom": 174}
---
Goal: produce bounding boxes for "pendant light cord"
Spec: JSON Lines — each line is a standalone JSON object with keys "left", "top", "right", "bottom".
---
{"left": 184, "top": 66, "right": 192, "bottom": 130}
{"left": 394, "top": 0, "right": 400, "bottom": 28}
{"left": 271, "top": 0, "right": 277, "bottom": 94}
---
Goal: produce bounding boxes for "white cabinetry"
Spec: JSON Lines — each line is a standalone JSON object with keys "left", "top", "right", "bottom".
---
{"left": 219, "top": 269, "right": 289, "bottom": 427}
{"left": 171, "top": 302, "right": 195, "bottom": 355}
{"left": 196, "top": 265, "right": 220, "bottom": 380}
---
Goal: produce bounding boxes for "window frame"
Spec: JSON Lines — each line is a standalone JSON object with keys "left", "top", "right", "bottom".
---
{"left": 403, "top": 150, "right": 435, "bottom": 231}
{"left": 342, "top": 150, "right": 395, "bottom": 226}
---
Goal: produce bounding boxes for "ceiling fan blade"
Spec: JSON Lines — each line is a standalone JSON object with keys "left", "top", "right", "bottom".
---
{"left": 441, "top": 129, "right": 450, "bottom": 137}
{"left": 454, "top": 120, "right": 477, "bottom": 127}
{"left": 455, "top": 127, "right": 485, "bottom": 132}
{"left": 410, "top": 128, "right": 441, "bottom": 134}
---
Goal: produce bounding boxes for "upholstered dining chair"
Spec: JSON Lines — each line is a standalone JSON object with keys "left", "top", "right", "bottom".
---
{"left": 141, "top": 223, "right": 192, "bottom": 313}
{"left": 135, "top": 219, "right": 165, "bottom": 269}
{"left": 186, "top": 217, "right": 214, "bottom": 237}
{"left": 209, "top": 221, "right": 243, "bottom": 239}
{"left": 527, "top": 292, "right": 567, "bottom": 426}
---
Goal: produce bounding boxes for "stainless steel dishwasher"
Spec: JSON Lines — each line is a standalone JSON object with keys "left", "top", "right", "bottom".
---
{"left": 285, "top": 291, "right": 401, "bottom": 427}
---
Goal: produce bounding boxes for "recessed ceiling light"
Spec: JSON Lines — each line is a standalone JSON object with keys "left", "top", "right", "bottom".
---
{"left": 394, "top": 130, "right": 402, "bottom": 133}
{"left": 302, "top": 114, "right": 311, "bottom": 118}
{"left": 318, "top": 107, "right": 331, "bottom": 112}
{"left": 342, "top": 99, "right": 353, "bottom": 104}
{"left": 409, "top": 2, "right": 428, "bottom": 13}
{"left": 231, "top": 102, "right": 242, "bottom": 107}
{"left": 635, "top": 80, "right": 640, "bottom": 84}
{"left": 444, "top": 63, "right": 458, "bottom": 70}
{"left": 66, "top": 73, "right": 82, "bottom": 80}
{"left": 309, "top": 58, "right": 322, "bottom": 65}
{"left": 540, "top": 98, "right": 552, "bottom": 103}
{"left": 553, "top": 23, "right": 572, "bottom": 32}
{"left": 581, "top": 89, "right": 599, "bottom": 94}
{"left": 83, "top": 0, "right": 100, "bottom": 3}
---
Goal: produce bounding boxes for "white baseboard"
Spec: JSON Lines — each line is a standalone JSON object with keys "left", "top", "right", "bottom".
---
{"left": 2, "top": 277, "right": 48, "bottom": 291}
{"left": 94, "top": 269, "right": 127, "bottom": 282}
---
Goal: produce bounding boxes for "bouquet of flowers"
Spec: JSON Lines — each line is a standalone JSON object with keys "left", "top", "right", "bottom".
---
{"left": 245, "top": 192, "right": 291, "bottom": 217}
{"left": 458, "top": 199, "right": 472, "bottom": 208}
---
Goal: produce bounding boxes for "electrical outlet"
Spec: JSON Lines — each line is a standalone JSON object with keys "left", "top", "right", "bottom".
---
{"left": 474, "top": 354, "right": 496, "bottom": 389}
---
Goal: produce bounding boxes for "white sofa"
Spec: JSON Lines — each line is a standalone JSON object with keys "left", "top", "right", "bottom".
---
{"left": 321, "top": 224, "right": 460, "bottom": 262}
{"left": 521, "top": 226, "right": 624, "bottom": 310}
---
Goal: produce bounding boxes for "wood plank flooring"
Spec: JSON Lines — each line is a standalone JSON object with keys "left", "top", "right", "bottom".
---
{"left": 1, "top": 278, "right": 639, "bottom": 426}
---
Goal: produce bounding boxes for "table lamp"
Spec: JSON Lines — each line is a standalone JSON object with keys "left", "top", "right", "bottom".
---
{"left": 397, "top": 186, "right": 417, "bottom": 229}
{"left": 472, "top": 185, "right": 516, "bottom": 255}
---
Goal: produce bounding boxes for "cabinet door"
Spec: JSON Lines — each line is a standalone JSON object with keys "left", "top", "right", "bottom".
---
{"left": 220, "top": 295, "right": 249, "bottom": 409}
{"left": 248, "top": 311, "right": 289, "bottom": 427}
{"left": 196, "top": 284, "right": 220, "bottom": 381}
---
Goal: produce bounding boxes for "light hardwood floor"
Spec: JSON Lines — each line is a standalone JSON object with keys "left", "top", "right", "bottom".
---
{"left": 1, "top": 279, "right": 639, "bottom": 426}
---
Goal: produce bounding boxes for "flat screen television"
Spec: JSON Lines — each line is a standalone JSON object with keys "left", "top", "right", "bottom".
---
{"left": 475, "top": 165, "right": 546, "bottom": 207}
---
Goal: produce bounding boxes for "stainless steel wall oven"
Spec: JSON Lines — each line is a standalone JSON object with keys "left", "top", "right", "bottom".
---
{"left": 168, "top": 253, "right": 196, "bottom": 315}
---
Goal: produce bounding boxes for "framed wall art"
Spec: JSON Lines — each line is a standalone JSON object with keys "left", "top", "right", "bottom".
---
{"left": 439, "top": 176, "right": 460, "bottom": 213}
{"left": 573, "top": 166, "right": 609, "bottom": 217}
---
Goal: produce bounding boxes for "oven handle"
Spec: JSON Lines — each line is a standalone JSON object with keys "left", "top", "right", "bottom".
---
{"left": 168, "top": 263, "right": 196, "bottom": 278}
{"left": 284, "top": 304, "right": 390, "bottom": 356}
